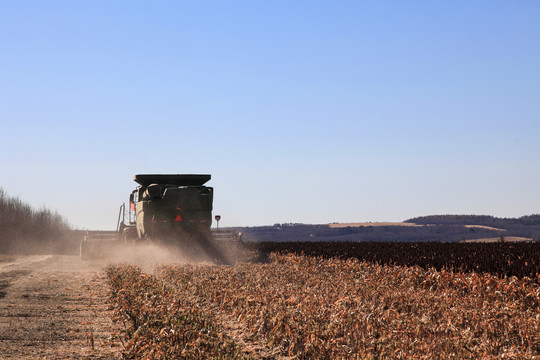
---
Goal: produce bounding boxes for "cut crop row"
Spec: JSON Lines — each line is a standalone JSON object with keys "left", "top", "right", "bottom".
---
{"left": 158, "top": 253, "right": 539, "bottom": 359}
{"left": 106, "top": 264, "right": 250, "bottom": 359}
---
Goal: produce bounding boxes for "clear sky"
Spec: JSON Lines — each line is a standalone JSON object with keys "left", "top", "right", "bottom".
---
{"left": 1, "top": 1, "right": 539, "bottom": 230}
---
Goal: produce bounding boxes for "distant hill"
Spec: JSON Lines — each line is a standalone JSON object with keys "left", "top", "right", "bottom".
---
{"left": 405, "top": 214, "right": 540, "bottom": 226}
{"left": 234, "top": 215, "right": 540, "bottom": 243}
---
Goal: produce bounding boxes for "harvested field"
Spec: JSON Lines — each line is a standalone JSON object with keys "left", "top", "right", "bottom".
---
{"left": 462, "top": 236, "right": 532, "bottom": 243}
{"left": 1, "top": 242, "right": 539, "bottom": 359}
{"left": 463, "top": 225, "right": 507, "bottom": 232}
{"left": 107, "top": 252, "right": 540, "bottom": 359}
{"left": 0, "top": 255, "right": 122, "bottom": 359}
{"left": 328, "top": 222, "right": 423, "bottom": 228}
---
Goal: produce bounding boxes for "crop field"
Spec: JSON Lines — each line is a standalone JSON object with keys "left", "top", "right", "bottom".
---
{"left": 248, "top": 241, "right": 540, "bottom": 280}
{"left": 106, "top": 244, "right": 540, "bottom": 359}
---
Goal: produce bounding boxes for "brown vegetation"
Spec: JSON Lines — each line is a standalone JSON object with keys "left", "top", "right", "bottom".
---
{"left": 106, "top": 264, "right": 250, "bottom": 359}
{"left": 107, "top": 252, "right": 539, "bottom": 359}
{"left": 247, "top": 241, "right": 540, "bottom": 280}
{"left": 0, "top": 188, "right": 76, "bottom": 254}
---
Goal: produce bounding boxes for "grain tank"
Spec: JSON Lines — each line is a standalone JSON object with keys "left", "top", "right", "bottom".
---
{"left": 129, "top": 174, "right": 213, "bottom": 243}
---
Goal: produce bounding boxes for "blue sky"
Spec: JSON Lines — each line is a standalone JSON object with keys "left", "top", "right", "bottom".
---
{"left": 1, "top": 1, "right": 539, "bottom": 229}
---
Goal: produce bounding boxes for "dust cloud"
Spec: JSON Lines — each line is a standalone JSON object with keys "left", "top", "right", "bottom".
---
{"left": 81, "top": 239, "right": 255, "bottom": 272}
{"left": 104, "top": 243, "right": 204, "bottom": 271}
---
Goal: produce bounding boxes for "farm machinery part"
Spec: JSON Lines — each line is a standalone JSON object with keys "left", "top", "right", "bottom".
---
{"left": 80, "top": 174, "right": 239, "bottom": 262}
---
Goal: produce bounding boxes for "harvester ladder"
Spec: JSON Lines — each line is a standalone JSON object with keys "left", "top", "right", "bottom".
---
{"left": 116, "top": 203, "right": 136, "bottom": 235}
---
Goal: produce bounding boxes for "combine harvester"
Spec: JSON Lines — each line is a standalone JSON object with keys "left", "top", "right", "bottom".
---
{"left": 80, "top": 174, "right": 238, "bottom": 263}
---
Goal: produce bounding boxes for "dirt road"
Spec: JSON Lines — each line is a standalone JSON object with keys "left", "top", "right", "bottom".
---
{"left": 0, "top": 255, "right": 122, "bottom": 359}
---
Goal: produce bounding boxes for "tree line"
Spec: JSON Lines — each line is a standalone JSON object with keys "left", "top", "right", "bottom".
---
{"left": 0, "top": 188, "right": 77, "bottom": 254}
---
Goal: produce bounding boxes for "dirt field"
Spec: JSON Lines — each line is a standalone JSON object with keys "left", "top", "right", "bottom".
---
{"left": 461, "top": 236, "right": 532, "bottom": 243}
{"left": 0, "top": 255, "right": 122, "bottom": 359}
{"left": 328, "top": 222, "right": 422, "bottom": 228}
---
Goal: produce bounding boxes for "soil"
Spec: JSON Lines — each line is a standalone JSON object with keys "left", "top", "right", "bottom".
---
{"left": 0, "top": 255, "right": 122, "bottom": 360}
{"left": 0, "top": 251, "right": 286, "bottom": 359}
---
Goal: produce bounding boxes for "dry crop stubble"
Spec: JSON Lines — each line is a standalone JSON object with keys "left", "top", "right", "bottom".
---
{"left": 107, "top": 253, "right": 539, "bottom": 359}
{"left": 106, "top": 264, "right": 251, "bottom": 359}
